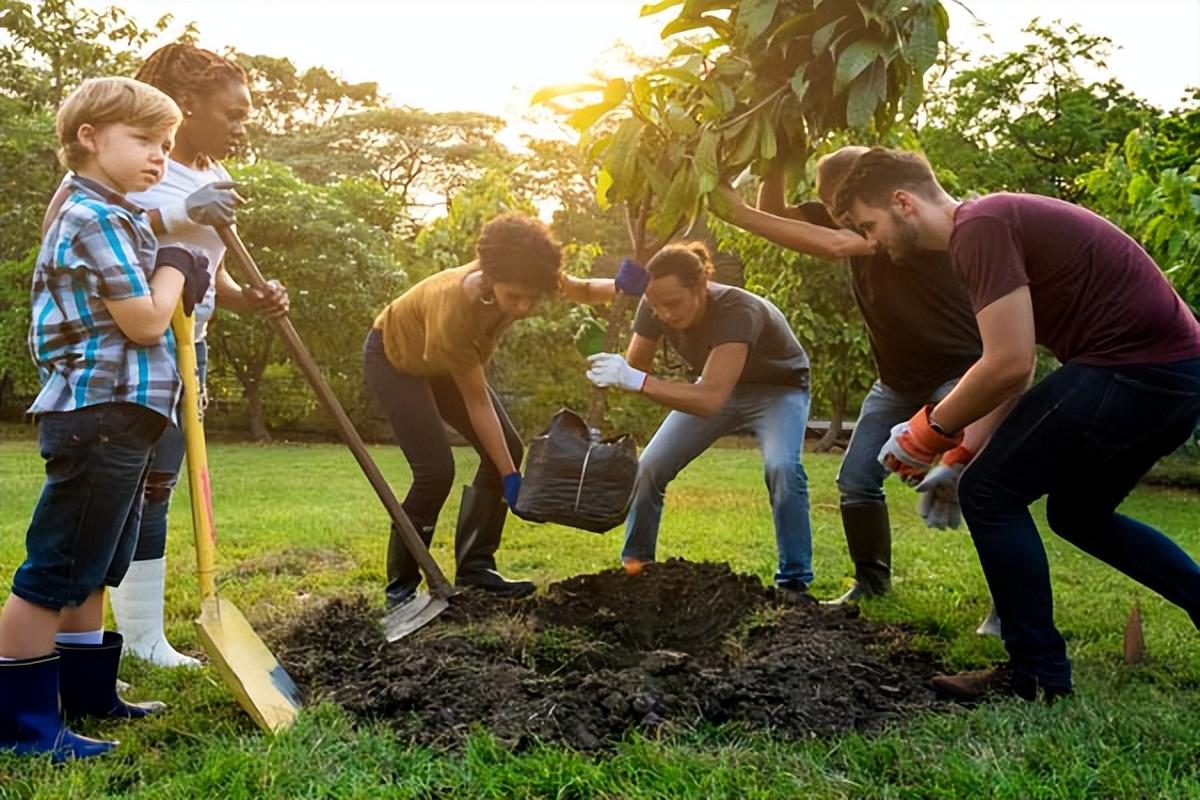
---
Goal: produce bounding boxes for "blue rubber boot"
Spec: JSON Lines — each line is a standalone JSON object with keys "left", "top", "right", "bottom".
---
{"left": 0, "top": 652, "right": 117, "bottom": 762}
{"left": 58, "top": 632, "right": 166, "bottom": 720}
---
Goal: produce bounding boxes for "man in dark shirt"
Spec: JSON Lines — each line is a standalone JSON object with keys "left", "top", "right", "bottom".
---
{"left": 835, "top": 147, "right": 1200, "bottom": 702}
{"left": 719, "top": 149, "right": 996, "bottom": 633}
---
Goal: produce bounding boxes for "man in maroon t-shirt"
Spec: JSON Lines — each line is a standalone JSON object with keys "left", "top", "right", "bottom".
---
{"left": 834, "top": 147, "right": 1200, "bottom": 702}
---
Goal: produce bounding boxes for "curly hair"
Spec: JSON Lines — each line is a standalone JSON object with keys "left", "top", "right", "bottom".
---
{"left": 832, "top": 147, "right": 940, "bottom": 218}
{"left": 135, "top": 42, "right": 246, "bottom": 102}
{"left": 475, "top": 214, "right": 562, "bottom": 294}
{"left": 645, "top": 241, "right": 715, "bottom": 289}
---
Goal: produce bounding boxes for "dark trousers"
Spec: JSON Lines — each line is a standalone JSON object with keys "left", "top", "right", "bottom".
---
{"left": 362, "top": 329, "right": 523, "bottom": 588}
{"left": 959, "top": 358, "right": 1200, "bottom": 688}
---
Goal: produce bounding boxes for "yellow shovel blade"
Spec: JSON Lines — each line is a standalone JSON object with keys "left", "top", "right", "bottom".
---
{"left": 196, "top": 596, "right": 302, "bottom": 733}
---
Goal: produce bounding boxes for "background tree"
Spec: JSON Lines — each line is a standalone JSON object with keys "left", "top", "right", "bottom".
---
{"left": 206, "top": 162, "right": 403, "bottom": 440}
{"left": 918, "top": 20, "right": 1153, "bottom": 199}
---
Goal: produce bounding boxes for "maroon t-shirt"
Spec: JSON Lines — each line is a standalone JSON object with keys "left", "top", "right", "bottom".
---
{"left": 950, "top": 193, "right": 1200, "bottom": 366}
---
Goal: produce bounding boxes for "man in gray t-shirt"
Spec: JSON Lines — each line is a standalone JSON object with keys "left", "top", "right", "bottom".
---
{"left": 586, "top": 243, "right": 815, "bottom": 597}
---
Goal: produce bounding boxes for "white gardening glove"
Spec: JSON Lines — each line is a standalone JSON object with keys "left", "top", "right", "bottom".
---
{"left": 913, "top": 445, "right": 974, "bottom": 530}
{"left": 160, "top": 181, "right": 242, "bottom": 233}
{"left": 586, "top": 352, "right": 646, "bottom": 392}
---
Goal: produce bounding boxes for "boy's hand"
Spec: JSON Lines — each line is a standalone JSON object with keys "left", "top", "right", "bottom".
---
{"left": 161, "top": 181, "right": 243, "bottom": 232}
{"left": 155, "top": 245, "right": 211, "bottom": 315}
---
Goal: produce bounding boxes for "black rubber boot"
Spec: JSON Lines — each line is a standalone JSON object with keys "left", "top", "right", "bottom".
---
{"left": 0, "top": 652, "right": 116, "bottom": 762}
{"left": 57, "top": 632, "right": 165, "bottom": 720}
{"left": 824, "top": 501, "right": 892, "bottom": 605}
{"left": 454, "top": 485, "right": 535, "bottom": 597}
{"left": 385, "top": 522, "right": 435, "bottom": 610}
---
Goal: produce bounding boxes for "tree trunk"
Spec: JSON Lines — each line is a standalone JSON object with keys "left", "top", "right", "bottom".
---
{"left": 813, "top": 388, "right": 847, "bottom": 453}
{"left": 244, "top": 378, "right": 271, "bottom": 442}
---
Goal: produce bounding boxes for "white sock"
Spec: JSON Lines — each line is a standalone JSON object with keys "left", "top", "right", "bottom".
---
{"left": 0, "top": 656, "right": 17, "bottom": 661}
{"left": 55, "top": 629, "right": 104, "bottom": 646}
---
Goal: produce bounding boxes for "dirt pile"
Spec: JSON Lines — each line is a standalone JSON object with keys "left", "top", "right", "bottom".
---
{"left": 277, "top": 559, "right": 944, "bottom": 750}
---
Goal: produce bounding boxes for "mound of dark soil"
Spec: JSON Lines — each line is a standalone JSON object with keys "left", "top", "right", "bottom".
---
{"left": 277, "top": 559, "right": 944, "bottom": 750}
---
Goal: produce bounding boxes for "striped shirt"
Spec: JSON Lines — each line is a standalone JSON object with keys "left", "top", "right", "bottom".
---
{"left": 28, "top": 176, "right": 180, "bottom": 422}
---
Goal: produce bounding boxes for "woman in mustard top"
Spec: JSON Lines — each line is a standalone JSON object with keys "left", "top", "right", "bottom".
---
{"left": 365, "top": 214, "right": 648, "bottom": 608}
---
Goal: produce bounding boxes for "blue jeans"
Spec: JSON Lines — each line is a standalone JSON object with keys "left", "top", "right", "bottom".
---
{"left": 959, "top": 358, "right": 1200, "bottom": 689}
{"left": 622, "top": 384, "right": 813, "bottom": 585}
{"left": 135, "top": 341, "right": 207, "bottom": 562}
{"left": 13, "top": 403, "right": 166, "bottom": 609}
{"left": 836, "top": 379, "right": 957, "bottom": 506}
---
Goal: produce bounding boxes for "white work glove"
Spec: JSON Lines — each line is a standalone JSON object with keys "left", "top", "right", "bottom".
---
{"left": 586, "top": 352, "right": 646, "bottom": 392}
{"left": 160, "top": 181, "right": 242, "bottom": 233}
{"left": 913, "top": 445, "right": 975, "bottom": 530}
{"left": 915, "top": 464, "right": 963, "bottom": 529}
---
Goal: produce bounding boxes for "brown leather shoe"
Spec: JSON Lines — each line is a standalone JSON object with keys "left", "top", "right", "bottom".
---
{"left": 930, "top": 664, "right": 1071, "bottom": 703}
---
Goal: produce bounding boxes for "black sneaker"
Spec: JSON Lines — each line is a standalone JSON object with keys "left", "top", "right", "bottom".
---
{"left": 456, "top": 569, "right": 536, "bottom": 598}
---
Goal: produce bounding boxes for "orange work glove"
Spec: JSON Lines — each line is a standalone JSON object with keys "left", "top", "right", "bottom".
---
{"left": 877, "top": 405, "right": 963, "bottom": 486}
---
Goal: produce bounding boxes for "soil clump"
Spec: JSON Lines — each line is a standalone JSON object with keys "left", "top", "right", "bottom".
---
{"left": 277, "top": 559, "right": 944, "bottom": 750}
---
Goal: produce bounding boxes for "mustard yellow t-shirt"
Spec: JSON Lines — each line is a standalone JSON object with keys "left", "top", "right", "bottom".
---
{"left": 373, "top": 264, "right": 511, "bottom": 376}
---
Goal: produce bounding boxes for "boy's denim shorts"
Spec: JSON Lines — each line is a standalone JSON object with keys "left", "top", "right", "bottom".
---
{"left": 11, "top": 402, "right": 166, "bottom": 610}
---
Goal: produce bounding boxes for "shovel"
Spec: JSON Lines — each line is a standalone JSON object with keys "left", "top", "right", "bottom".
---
{"left": 216, "top": 227, "right": 456, "bottom": 641}
{"left": 172, "top": 304, "right": 302, "bottom": 732}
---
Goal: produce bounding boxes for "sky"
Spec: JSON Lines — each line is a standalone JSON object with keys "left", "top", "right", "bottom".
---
{"left": 84, "top": 0, "right": 1199, "bottom": 123}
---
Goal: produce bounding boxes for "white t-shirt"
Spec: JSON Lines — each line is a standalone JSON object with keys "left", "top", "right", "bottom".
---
{"left": 58, "top": 161, "right": 231, "bottom": 339}
{"left": 127, "top": 159, "right": 231, "bottom": 340}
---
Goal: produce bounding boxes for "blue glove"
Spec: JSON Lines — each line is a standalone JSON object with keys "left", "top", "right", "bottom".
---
{"left": 155, "top": 245, "right": 211, "bottom": 316}
{"left": 614, "top": 257, "right": 649, "bottom": 296}
{"left": 502, "top": 472, "right": 522, "bottom": 509}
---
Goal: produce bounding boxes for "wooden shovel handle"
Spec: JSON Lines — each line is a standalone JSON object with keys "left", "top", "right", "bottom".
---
{"left": 216, "top": 227, "right": 455, "bottom": 599}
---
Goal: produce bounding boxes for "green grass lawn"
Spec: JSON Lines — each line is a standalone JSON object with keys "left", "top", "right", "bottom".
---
{"left": 2, "top": 432, "right": 1200, "bottom": 798}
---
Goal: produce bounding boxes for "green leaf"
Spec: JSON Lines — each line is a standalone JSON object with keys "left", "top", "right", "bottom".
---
{"left": 812, "top": 16, "right": 846, "bottom": 54}
{"left": 661, "top": 14, "right": 734, "bottom": 40}
{"left": 695, "top": 128, "right": 720, "bottom": 193}
{"left": 766, "top": 11, "right": 815, "bottom": 51}
{"left": 603, "top": 118, "right": 646, "bottom": 191}
{"left": 835, "top": 39, "right": 885, "bottom": 93}
{"left": 707, "top": 180, "right": 735, "bottom": 221}
{"left": 759, "top": 123, "right": 777, "bottom": 160}
{"left": 529, "top": 82, "right": 604, "bottom": 106}
{"left": 666, "top": 102, "right": 699, "bottom": 136}
{"left": 735, "top": 0, "right": 778, "bottom": 41}
{"left": 640, "top": 0, "right": 685, "bottom": 15}
{"left": 603, "top": 78, "right": 630, "bottom": 105}
{"left": 900, "top": 73, "right": 924, "bottom": 119}
{"left": 566, "top": 100, "right": 620, "bottom": 132}
{"left": 650, "top": 163, "right": 696, "bottom": 238}
{"left": 846, "top": 58, "right": 887, "bottom": 129}
{"left": 595, "top": 168, "right": 614, "bottom": 210}
{"left": 728, "top": 116, "right": 760, "bottom": 166}
{"left": 904, "top": 11, "right": 939, "bottom": 74}
{"left": 790, "top": 65, "right": 810, "bottom": 102}
{"left": 651, "top": 67, "right": 703, "bottom": 86}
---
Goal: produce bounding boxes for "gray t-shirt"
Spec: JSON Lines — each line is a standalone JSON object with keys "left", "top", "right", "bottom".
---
{"left": 633, "top": 284, "right": 809, "bottom": 389}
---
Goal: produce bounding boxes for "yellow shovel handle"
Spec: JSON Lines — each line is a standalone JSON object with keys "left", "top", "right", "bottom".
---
{"left": 171, "top": 304, "right": 217, "bottom": 600}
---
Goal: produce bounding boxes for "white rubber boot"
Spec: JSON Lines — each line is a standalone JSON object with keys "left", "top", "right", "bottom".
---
{"left": 108, "top": 558, "right": 200, "bottom": 668}
{"left": 976, "top": 604, "right": 1002, "bottom": 638}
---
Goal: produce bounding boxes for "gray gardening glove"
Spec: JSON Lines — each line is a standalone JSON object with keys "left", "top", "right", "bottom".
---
{"left": 915, "top": 462, "right": 964, "bottom": 530}
{"left": 161, "top": 181, "right": 242, "bottom": 232}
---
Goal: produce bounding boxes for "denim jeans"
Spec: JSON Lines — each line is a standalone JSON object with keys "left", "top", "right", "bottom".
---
{"left": 135, "top": 341, "right": 207, "bottom": 562}
{"left": 836, "top": 378, "right": 957, "bottom": 506}
{"left": 13, "top": 403, "right": 166, "bottom": 609}
{"left": 622, "top": 383, "right": 813, "bottom": 585}
{"left": 959, "top": 358, "right": 1200, "bottom": 689}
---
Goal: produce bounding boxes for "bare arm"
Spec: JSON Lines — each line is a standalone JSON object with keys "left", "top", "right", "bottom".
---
{"left": 103, "top": 269, "right": 186, "bottom": 346}
{"left": 452, "top": 364, "right": 518, "bottom": 477}
{"left": 720, "top": 184, "right": 874, "bottom": 260}
{"left": 623, "top": 332, "right": 658, "bottom": 373}
{"left": 639, "top": 341, "right": 748, "bottom": 418}
{"left": 559, "top": 275, "right": 617, "bottom": 305}
{"left": 929, "top": 287, "right": 1037, "bottom": 435}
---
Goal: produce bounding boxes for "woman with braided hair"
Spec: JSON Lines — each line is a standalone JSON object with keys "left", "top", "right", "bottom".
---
{"left": 41, "top": 43, "right": 289, "bottom": 667}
